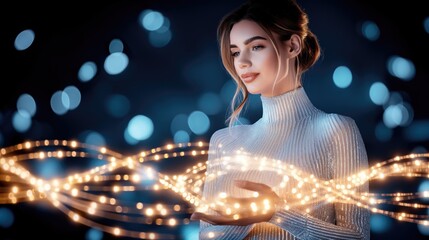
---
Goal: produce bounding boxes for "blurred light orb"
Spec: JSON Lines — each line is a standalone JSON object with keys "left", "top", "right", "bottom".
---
{"left": 17, "top": 93, "right": 36, "bottom": 117}
{"left": 140, "top": 10, "right": 165, "bottom": 31}
{"left": 104, "top": 52, "right": 129, "bottom": 75}
{"left": 0, "top": 208, "right": 14, "bottom": 228}
{"left": 14, "top": 29, "right": 35, "bottom": 51}
{"left": 387, "top": 56, "right": 415, "bottom": 81}
{"left": 333, "top": 66, "right": 352, "bottom": 88}
{"left": 188, "top": 111, "right": 210, "bottom": 135}
{"left": 361, "top": 20, "right": 380, "bottom": 41}
{"left": 369, "top": 82, "right": 389, "bottom": 106}
{"left": 78, "top": 61, "right": 98, "bottom": 82}
{"left": 127, "top": 115, "right": 154, "bottom": 141}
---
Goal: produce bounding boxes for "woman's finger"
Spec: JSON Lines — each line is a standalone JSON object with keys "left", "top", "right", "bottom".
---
{"left": 234, "top": 180, "right": 273, "bottom": 193}
{"left": 190, "top": 212, "right": 204, "bottom": 220}
{"left": 191, "top": 212, "right": 236, "bottom": 225}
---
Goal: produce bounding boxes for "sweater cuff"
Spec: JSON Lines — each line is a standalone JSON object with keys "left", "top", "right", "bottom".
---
{"left": 268, "top": 203, "right": 308, "bottom": 238}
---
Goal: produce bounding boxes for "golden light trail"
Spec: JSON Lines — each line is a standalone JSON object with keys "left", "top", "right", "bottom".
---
{"left": 1, "top": 139, "right": 429, "bottom": 239}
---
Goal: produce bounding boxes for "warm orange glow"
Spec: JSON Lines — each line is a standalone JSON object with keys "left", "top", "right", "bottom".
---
{"left": 1, "top": 139, "right": 429, "bottom": 239}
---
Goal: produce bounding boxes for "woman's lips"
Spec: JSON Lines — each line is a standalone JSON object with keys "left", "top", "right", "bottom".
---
{"left": 240, "top": 73, "right": 259, "bottom": 83}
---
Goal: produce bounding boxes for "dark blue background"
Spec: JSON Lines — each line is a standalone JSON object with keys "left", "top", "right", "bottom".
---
{"left": 0, "top": 0, "right": 428, "bottom": 239}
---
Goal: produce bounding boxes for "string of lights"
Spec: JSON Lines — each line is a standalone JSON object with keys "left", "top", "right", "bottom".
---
{"left": 1, "top": 139, "right": 429, "bottom": 239}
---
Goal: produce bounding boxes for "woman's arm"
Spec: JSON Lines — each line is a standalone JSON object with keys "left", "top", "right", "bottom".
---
{"left": 196, "top": 130, "right": 253, "bottom": 240}
{"left": 269, "top": 115, "right": 370, "bottom": 239}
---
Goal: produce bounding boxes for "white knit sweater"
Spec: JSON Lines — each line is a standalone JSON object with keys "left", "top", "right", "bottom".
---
{"left": 198, "top": 87, "right": 370, "bottom": 239}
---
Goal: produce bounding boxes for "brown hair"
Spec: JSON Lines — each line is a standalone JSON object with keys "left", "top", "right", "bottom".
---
{"left": 217, "top": 0, "right": 321, "bottom": 127}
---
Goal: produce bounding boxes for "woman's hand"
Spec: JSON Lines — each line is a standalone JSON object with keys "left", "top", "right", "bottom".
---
{"left": 190, "top": 180, "right": 281, "bottom": 226}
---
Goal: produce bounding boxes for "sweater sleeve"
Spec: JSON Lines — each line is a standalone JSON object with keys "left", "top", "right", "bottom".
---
{"left": 197, "top": 129, "right": 253, "bottom": 240}
{"left": 268, "top": 115, "right": 370, "bottom": 239}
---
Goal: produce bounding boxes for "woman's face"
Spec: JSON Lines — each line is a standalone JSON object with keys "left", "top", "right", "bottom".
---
{"left": 230, "top": 20, "right": 294, "bottom": 97}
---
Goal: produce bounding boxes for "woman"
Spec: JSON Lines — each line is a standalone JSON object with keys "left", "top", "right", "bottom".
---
{"left": 191, "top": 0, "right": 370, "bottom": 239}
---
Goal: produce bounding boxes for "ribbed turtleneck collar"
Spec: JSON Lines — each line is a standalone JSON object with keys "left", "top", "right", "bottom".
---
{"left": 260, "top": 87, "right": 317, "bottom": 123}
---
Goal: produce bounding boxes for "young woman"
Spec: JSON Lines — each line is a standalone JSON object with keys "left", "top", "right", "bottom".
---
{"left": 191, "top": 0, "right": 370, "bottom": 239}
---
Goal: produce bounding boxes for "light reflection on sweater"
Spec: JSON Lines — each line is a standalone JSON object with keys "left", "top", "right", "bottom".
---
{"left": 199, "top": 87, "right": 370, "bottom": 240}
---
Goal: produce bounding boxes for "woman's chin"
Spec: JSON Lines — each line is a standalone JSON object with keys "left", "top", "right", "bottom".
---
{"left": 246, "top": 88, "right": 262, "bottom": 95}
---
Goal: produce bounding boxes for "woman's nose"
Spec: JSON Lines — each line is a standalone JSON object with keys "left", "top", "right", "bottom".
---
{"left": 237, "top": 54, "right": 251, "bottom": 68}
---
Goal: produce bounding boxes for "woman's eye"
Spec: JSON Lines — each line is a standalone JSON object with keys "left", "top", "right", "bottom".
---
{"left": 252, "top": 45, "right": 264, "bottom": 51}
{"left": 231, "top": 51, "right": 240, "bottom": 57}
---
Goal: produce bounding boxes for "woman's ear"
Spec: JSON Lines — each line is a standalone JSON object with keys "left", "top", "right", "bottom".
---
{"left": 287, "top": 34, "right": 301, "bottom": 58}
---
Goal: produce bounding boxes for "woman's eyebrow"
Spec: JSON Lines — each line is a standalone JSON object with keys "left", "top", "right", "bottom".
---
{"left": 230, "top": 36, "right": 267, "bottom": 48}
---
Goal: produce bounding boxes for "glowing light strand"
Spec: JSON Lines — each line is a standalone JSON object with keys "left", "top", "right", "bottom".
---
{"left": 1, "top": 139, "right": 429, "bottom": 238}
{"left": 0, "top": 139, "right": 208, "bottom": 239}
